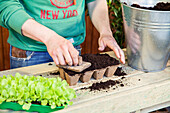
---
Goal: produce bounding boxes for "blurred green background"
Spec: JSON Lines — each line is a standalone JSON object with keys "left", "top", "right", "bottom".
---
{"left": 108, "top": 0, "right": 125, "bottom": 48}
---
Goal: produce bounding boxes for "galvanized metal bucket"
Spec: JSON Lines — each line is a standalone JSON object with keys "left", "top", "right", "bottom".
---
{"left": 121, "top": 0, "right": 170, "bottom": 72}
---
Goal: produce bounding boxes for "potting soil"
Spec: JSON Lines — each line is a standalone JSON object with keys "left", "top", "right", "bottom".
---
{"left": 49, "top": 71, "right": 59, "bottom": 75}
{"left": 114, "top": 67, "right": 127, "bottom": 76}
{"left": 64, "top": 54, "right": 120, "bottom": 76}
{"left": 131, "top": 2, "right": 170, "bottom": 11}
{"left": 82, "top": 54, "right": 119, "bottom": 71}
{"left": 81, "top": 79, "right": 123, "bottom": 91}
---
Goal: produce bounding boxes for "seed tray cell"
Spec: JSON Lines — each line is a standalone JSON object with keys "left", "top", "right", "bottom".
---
{"left": 59, "top": 65, "right": 119, "bottom": 86}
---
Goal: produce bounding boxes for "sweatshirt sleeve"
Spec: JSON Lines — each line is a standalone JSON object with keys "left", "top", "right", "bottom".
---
{"left": 0, "top": 0, "right": 32, "bottom": 35}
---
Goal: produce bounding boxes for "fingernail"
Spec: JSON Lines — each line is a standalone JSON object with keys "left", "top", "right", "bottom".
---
{"left": 55, "top": 62, "right": 59, "bottom": 65}
{"left": 56, "top": 63, "right": 59, "bottom": 66}
{"left": 123, "top": 59, "right": 125, "bottom": 64}
{"left": 62, "top": 63, "right": 66, "bottom": 65}
{"left": 99, "top": 47, "right": 104, "bottom": 51}
{"left": 68, "top": 63, "right": 72, "bottom": 66}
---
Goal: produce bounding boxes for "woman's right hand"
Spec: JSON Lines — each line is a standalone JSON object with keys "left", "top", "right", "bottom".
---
{"left": 22, "top": 19, "right": 79, "bottom": 66}
{"left": 44, "top": 35, "right": 79, "bottom": 66}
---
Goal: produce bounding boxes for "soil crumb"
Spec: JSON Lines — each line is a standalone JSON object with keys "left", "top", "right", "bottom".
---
{"left": 114, "top": 67, "right": 127, "bottom": 76}
{"left": 81, "top": 79, "right": 124, "bottom": 91}
{"left": 131, "top": 2, "right": 170, "bottom": 11}
{"left": 50, "top": 71, "right": 59, "bottom": 75}
{"left": 121, "top": 77, "right": 126, "bottom": 79}
{"left": 48, "top": 63, "right": 53, "bottom": 65}
{"left": 63, "top": 69, "right": 81, "bottom": 76}
{"left": 120, "top": 84, "right": 124, "bottom": 87}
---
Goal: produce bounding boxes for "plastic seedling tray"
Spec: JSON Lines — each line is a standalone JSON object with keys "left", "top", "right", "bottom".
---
{"left": 0, "top": 102, "right": 65, "bottom": 113}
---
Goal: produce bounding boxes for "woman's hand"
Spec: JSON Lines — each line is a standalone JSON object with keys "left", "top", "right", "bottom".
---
{"left": 44, "top": 35, "right": 79, "bottom": 66}
{"left": 98, "top": 34, "right": 125, "bottom": 64}
{"left": 22, "top": 19, "right": 79, "bottom": 66}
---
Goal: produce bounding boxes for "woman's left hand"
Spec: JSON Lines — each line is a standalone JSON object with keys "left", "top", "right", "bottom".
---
{"left": 98, "top": 34, "right": 125, "bottom": 64}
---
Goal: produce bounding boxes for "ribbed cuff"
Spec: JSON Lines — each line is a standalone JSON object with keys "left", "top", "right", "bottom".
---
{"left": 8, "top": 10, "right": 32, "bottom": 35}
{"left": 86, "top": 0, "right": 95, "bottom": 4}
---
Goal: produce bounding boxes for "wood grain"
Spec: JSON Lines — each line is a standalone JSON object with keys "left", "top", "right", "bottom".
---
{"left": 2, "top": 27, "right": 10, "bottom": 70}
{"left": 81, "top": 15, "right": 112, "bottom": 55}
{"left": 0, "top": 26, "right": 4, "bottom": 71}
{"left": 91, "top": 25, "right": 100, "bottom": 54}
{"left": 82, "top": 15, "right": 93, "bottom": 54}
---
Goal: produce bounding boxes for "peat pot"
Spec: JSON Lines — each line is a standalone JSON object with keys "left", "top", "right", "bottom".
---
{"left": 121, "top": 0, "right": 170, "bottom": 72}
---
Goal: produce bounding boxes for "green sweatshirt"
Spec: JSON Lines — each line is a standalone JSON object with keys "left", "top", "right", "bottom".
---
{"left": 0, "top": 0, "right": 95, "bottom": 51}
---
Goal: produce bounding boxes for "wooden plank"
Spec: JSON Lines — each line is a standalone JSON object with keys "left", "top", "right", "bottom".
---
{"left": 2, "top": 27, "right": 10, "bottom": 70}
{"left": 81, "top": 14, "right": 114, "bottom": 54}
{"left": 0, "top": 62, "right": 58, "bottom": 76}
{"left": 139, "top": 101, "right": 170, "bottom": 113}
{"left": 0, "top": 26, "right": 4, "bottom": 71}
{"left": 55, "top": 68, "right": 170, "bottom": 113}
{"left": 56, "top": 80, "right": 170, "bottom": 113}
{"left": 82, "top": 16, "right": 93, "bottom": 54}
{"left": 91, "top": 25, "right": 100, "bottom": 54}
{"left": 0, "top": 51, "right": 169, "bottom": 113}
{"left": 80, "top": 14, "right": 87, "bottom": 54}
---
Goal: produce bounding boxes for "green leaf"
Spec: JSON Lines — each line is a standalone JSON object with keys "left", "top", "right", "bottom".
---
{"left": 0, "top": 96, "right": 6, "bottom": 104}
{"left": 2, "top": 89, "right": 8, "bottom": 98}
{"left": 18, "top": 100, "right": 24, "bottom": 105}
{"left": 108, "top": 0, "right": 125, "bottom": 48}
{"left": 51, "top": 104, "right": 56, "bottom": 109}
{"left": 68, "top": 101, "right": 73, "bottom": 105}
{"left": 56, "top": 100, "right": 61, "bottom": 107}
{"left": 22, "top": 103, "right": 31, "bottom": 110}
{"left": 1, "top": 79, "right": 8, "bottom": 86}
{"left": 41, "top": 100, "right": 48, "bottom": 106}
{"left": 15, "top": 73, "right": 22, "bottom": 78}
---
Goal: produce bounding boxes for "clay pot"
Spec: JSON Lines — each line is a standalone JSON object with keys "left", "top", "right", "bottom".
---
{"left": 104, "top": 65, "right": 119, "bottom": 77}
{"left": 93, "top": 68, "right": 107, "bottom": 80}
{"left": 80, "top": 71, "right": 94, "bottom": 83}
{"left": 65, "top": 72, "right": 80, "bottom": 86}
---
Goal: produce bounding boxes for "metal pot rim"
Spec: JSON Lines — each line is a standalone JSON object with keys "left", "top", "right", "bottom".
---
{"left": 121, "top": 2, "right": 170, "bottom": 13}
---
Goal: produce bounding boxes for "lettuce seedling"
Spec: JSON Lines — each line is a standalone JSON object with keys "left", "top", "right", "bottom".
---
{"left": 0, "top": 73, "right": 76, "bottom": 110}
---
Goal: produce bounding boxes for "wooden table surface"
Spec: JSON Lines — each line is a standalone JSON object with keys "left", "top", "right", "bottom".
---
{"left": 0, "top": 51, "right": 169, "bottom": 113}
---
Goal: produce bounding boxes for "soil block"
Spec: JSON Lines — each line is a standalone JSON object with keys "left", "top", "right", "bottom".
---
{"left": 62, "top": 65, "right": 119, "bottom": 85}
{"left": 65, "top": 72, "right": 80, "bottom": 86}
{"left": 59, "top": 68, "right": 80, "bottom": 86}
{"left": 59, "top": 68, "right": 65, "bottom": 80}
{"left": 93, "top": 68, "right": 107, "bottom": 80}
{"left": 82, "top": 54, "right": 120, "bottom": 71}
{"left": 104, "top": 65, "right": 119, "bottom": 77}
{"left": 80, "top": 70, "right": 94, "bottom": 83}
{"left": 59, "top": 54, "right": 120, "bottom": 85}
